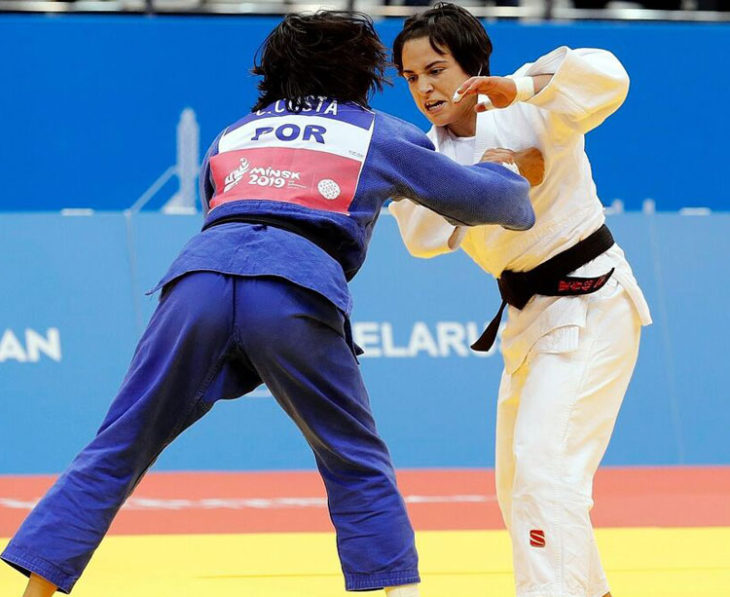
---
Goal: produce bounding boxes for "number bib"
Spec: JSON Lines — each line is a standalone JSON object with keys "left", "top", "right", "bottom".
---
{"left": 209, "top": 102, "right": 375, "bottom": 215}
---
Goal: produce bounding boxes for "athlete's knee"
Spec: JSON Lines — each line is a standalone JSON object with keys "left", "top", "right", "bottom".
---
{"left": 512, "top": 437, "right": 557, "bottom": 481}
{"left": 511, "top": 458, "right": 593, "bottom": 510}
{"left": 512, "top": 445, "right": 572, "bottom": 500}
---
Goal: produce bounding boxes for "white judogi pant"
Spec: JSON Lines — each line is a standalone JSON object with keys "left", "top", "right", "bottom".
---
{"left": 495, "top": 281, "right": 641, "bottom": 597}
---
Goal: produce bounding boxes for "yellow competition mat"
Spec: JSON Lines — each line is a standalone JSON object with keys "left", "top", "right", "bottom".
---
{"left": 2, "top": 527, "right": 729, "bottom": 597}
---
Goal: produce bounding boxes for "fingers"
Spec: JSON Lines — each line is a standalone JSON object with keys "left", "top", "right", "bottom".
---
{"left": 453, "top": 76, "right": 494, "bottom": 103}
{"left": 475, "top": 98, "right": 494, "bottom": 113}
{"left": 480, "top": 148, "right": 516, "bottom": 164}
{"left": 513, "top": 146, "right": 545, "bottom": 186}
{"left": 482, "top": 148, "right": 514, "bottom": 158}
{"left": 452, "top": 78, "right": 476, "bottom": 103}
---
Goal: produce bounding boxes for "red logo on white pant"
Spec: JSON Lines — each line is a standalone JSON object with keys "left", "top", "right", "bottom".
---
{"left": 529, "top": 529, "right": 546, "bottom": 548}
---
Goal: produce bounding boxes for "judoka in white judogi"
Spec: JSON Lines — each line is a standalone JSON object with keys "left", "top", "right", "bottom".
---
{"left": 391, "top": 46, "right": 651, "bottom": 597}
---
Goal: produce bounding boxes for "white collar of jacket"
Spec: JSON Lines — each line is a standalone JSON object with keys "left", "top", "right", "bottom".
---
{"left": 427, "top": 93, "right": 490, "bottom": 163}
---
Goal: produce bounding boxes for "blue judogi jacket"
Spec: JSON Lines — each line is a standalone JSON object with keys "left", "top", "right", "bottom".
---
{"left": 155, "top": 99, "right": 533, "bottom": 314}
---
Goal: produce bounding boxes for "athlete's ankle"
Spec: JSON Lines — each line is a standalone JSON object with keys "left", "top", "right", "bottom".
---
{"left": 384, "top": 583, "right": 420, "bottom": 596}
{"left": 22, "top": 573, "right": 57, "bottom": 597}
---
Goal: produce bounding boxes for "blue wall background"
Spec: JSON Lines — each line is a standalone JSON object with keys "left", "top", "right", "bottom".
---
{"left": 1, "top": 212, "right": 727, "bottom": 474}
{"left": 0, "top": 15, "right": 727, "bottom": 212}
{"left": 1, "top": 15, "right": 726, "bottom": 474}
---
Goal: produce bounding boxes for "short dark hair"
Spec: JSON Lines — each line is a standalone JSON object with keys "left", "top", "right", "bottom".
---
{"left": 392, "top": 2, "right": 492, "bottom": 77}
{"left": 252, "top": 11, "right": 388, "bottom": 112}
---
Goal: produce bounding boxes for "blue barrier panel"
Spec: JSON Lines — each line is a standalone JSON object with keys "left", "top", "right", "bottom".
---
{"left": 0, "top": 15, "right": 728, "bottom": 212}
{"left": 1, "top": 212, "right": 727, "bottom": 473}
{"left": 0, "top": 213, "right": 139, "bottom": 473}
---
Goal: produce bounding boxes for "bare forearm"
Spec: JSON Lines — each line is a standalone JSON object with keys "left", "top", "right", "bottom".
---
{"left": 530, "top": 73, "right": 552, "bottom": 95}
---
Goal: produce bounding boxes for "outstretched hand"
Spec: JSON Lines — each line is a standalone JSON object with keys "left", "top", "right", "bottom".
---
{"left": 453, "top": 76, "right": 517, "bottom": 112}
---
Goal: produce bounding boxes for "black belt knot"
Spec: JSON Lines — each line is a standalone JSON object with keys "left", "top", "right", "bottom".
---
{"left": 471, "top": 224, "right": 615, "bottom": 352}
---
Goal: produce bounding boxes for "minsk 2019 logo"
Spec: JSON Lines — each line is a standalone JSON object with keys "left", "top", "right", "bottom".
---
{"left": 223, "top": 158, "right": 251, "bottom": 192}
{"left": 223, "top": 156, "right": 311, "bottom": 193}
{"left": 248, "top": 166, "right": 305, "bottom": 190}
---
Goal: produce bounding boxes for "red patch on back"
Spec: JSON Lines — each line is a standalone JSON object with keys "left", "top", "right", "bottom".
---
{"left": 209, "top": 148, "right": 359, "bottom": 214}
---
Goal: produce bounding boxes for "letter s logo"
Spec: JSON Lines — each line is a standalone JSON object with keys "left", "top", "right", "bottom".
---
{"left": 529, "top": 530, "right": 546, "bottom": 548}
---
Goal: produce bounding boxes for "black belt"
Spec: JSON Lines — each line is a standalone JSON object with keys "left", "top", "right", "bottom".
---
{"left": 471, "top": 224, "right": 615, "bottom": 352}
{"left": 202, "top": 214, "right": 334, "bottom": 260}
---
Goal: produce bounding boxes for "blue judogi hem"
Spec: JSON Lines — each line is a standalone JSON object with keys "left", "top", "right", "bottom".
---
{"left": 344, "top": 569, "right": 421, "bottom": 591}
{"left": 1, "top": 547, "right": 76, "bottom": 594}
{"left": 0, "top": 547, "right": 421, "bottom": 594}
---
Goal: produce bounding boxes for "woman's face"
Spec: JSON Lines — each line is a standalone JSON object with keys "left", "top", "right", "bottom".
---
{"left": 400, "top": 36, "right": 477, "bottom": 136}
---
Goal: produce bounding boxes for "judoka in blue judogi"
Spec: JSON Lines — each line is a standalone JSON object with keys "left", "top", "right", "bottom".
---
{"left": 2, "top": 12, "right": 534, "bottom": 597}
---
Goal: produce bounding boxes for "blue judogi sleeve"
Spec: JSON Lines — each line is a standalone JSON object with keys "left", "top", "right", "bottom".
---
{"left": 180, "top": 102, "right": 534, "bottom": 307}
{"left": 370, "top": 113, "right": 535, "bottom": 230}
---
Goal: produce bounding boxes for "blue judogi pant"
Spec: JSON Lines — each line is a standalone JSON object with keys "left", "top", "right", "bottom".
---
{"left": 2, "top": 273, "right": 419, "bottom": 593}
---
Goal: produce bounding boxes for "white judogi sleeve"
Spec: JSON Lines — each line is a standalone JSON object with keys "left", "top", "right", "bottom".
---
{"left": 389, "top": 47, "right": 650, "bottom": 368}
{"left": 390, "top": 47, "right": 629, "bottom": 265}
{"left": 520, "top": 46, "right": 629, "bottom": 139}
{"left": 389, "top": 197, "right": 464, "bottom": 258}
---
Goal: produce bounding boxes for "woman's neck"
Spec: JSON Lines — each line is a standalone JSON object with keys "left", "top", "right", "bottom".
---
{"left": 446, "top": 113, "right": 477, "bottom": 138}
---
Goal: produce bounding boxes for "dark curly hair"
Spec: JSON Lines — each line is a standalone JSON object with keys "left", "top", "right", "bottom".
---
{"left": 252, "top": 11, "right": 388, "bottom": 112}
{"left": 392, "top": 2, "right": 493, "bottom": 78}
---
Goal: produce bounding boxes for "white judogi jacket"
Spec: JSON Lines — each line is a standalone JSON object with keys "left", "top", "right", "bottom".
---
{"left": 390, "top": 47, "right": 651, "bottom": 374}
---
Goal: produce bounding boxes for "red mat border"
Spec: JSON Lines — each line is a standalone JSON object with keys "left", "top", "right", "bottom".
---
{"left": 2, "top": 467, "right": 728, "bottom": 536}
